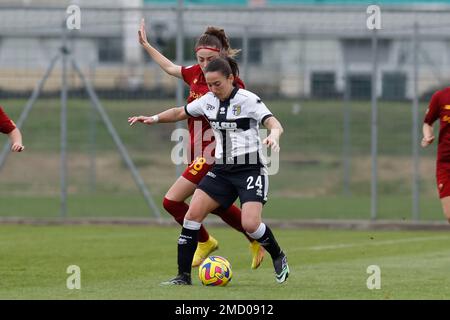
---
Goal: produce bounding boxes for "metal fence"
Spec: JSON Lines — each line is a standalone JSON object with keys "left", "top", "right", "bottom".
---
{"left": 0, "top": 3, "right": 448, "bottom": 221}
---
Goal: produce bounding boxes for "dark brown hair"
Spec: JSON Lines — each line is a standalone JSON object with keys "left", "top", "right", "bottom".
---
{"left": 204, "top": 57, "right": 240, "bottom": 79}
{"left": 195, "top": 26, "right": 240, "bottom": 58}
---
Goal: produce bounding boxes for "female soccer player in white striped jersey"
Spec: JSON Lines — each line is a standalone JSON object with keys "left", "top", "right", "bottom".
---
{"left": 138, "top": 20, "right": 265, "bottom": 269}
{"left": 129, "top": 57, "right": 289, "bottom": 285}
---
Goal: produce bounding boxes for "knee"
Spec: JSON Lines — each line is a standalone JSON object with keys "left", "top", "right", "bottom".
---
{"left": 162, "top": 197, "right": 170, "bottom": 211}
{"left": 163, "top": 197, "right": 176, "bottom": 212}
{"left": 185, "top": 209, "right": 203, "bottom": 223}
{"left": 443, "top": 208, "right": 450, "bottom": 222}
{"left": 242, "top": 219, "right": 260, "bottom": 234}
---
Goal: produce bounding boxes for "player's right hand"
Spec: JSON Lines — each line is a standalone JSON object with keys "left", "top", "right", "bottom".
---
{"left": 421, "top": 136, "right": 434, "bottom": 147}
{"left": 11, "top": 143, "right": 24, "bottom": 152}
{"left": 138, "top": 18, "right": 149, "bottom": 46}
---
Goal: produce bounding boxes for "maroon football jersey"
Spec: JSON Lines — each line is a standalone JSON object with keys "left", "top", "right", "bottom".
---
{"left": 0, "top": 106, "right": 16, "bottom": 134}
{"left": 424, "top": 87, "right": 450, "bottom": 163}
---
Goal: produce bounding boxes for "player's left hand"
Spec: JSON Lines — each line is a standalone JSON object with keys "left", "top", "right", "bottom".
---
{"left": 263, "top": 135, "right": 280, "bottom": 152}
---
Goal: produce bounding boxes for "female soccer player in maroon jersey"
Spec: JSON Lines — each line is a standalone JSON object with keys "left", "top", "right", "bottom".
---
{"left": 0, "top": 106, "right": 24, "bottom": 152}
{"left": 138, "top": 20, "right": 265, "bottom": 268}
{"left": 422, "top": 87, "right": 450, "bottom": 223}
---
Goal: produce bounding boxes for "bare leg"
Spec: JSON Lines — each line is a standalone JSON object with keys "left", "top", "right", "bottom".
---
{"left": 440, "top": 196, "right": 450, "bottom": 223}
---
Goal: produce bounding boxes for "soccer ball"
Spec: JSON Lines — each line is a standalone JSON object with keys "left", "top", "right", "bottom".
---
{"left": 198, "top": 256, "right": 232, "bottom": 286}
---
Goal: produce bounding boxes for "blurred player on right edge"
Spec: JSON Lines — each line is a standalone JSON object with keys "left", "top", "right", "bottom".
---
{"left": 422, "top": 87, "right": 450, "bottom": 223}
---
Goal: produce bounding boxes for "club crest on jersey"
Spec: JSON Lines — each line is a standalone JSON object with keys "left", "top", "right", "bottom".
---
{"left": 232, "top": 105, "right": 241, "bottom": 116}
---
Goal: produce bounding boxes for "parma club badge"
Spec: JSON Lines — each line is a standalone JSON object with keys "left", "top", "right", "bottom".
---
{"left": 232, "top": 105, "right": 241, "bottom": 116}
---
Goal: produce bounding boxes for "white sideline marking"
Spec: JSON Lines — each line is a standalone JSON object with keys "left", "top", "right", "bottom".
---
{"left": 309, "top": 236, "right": 450, "bottom": 251}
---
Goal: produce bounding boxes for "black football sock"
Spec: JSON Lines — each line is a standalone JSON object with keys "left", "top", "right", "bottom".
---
{"left": 177, "top": 220, "right": 201, "bottom": 276}
{"left": 248, "top": 223, "right": 282, "bottom": 260}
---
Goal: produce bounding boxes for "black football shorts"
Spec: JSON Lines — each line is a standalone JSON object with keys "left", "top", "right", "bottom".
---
{"left": 197, "top": 164, "right": 269, "bottom": 209}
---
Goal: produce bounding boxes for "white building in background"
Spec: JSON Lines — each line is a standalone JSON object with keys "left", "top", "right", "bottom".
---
{"left": 0, "top": 1, "right": 450, "bottom": 99}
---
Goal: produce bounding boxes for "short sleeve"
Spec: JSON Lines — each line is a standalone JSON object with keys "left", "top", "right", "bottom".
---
{"left": 250, "top": 98, "right": 273, "bottom": 125}
{"left": 185, "top": 94, "right": 207, "bottom": 118}
{"left": 181, "top": 65, "right": 199, "bottom": 86}
{"left": 424, "top": 91, "right": 441, "bottom": 125}
{"left": 0, "top": 107, "right": 16, "bottom": 134}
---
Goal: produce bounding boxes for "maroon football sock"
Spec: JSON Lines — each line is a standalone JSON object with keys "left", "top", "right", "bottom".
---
{"left": 163, "top": 197, "right": 210, "bottom": 242}
{"left": 212, "top": 205, "right": 253, "bottom": 242}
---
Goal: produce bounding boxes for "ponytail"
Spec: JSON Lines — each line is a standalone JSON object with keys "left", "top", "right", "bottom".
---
{"left": 195, "top": 26, "right": 241, "bottom": 58}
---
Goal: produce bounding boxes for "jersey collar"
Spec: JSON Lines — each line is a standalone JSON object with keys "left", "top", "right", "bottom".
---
{"left": 220, "top": 86, "right": 239, "bottom": 103}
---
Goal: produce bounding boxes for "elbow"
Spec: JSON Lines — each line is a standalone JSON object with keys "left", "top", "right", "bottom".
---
{"left": 9, "top": 127, "right": 20, "bottom": 137}
{"left": 165, "top": 65, "right": 180, "bottom": 78}
{"left": 174, "top": 108, "right": 186, "bottom": 122}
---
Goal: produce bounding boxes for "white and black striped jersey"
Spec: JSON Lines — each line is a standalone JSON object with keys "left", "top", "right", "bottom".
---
{"left": 184, "top": 87, "right": 273, "bottom": 165}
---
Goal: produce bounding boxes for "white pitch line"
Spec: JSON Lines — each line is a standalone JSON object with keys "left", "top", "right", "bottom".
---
{"left": 308, "top": 235, "right": 450, "bottom": 251}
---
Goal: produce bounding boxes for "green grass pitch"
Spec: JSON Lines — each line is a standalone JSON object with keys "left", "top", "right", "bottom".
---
{"left": 1, "top": 224, "right": 449, "bottom": 299}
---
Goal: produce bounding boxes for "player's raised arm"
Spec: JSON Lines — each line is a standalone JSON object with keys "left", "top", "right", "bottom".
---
{"left": 138, "top": 19, "right": 182, "bottom": 78}
{"left": 262, "top": 116, "right": 284, "bottom": 152}
{"left": 128, "top": 107, "right": 189, "bottom": 126}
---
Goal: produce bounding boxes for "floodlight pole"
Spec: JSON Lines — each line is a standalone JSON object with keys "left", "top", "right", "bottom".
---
{"left": 342, "top": 55, "right": 351, "bottom": 196}
{"left": 60, "top": 25, "right": 69, "bottom": 218}
{"left": 370, "top": 29, "right": 378, "bottom": 221}
{"left": 175, "top": 0, "right": 185, "bottom": 177}
{"left": 412, "top": 22, "right": 420, "bottom": 221}
{"left": 242, "top": 25, "right": 249, "bottom": 84}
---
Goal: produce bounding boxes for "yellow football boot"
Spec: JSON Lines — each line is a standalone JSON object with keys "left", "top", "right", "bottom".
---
{"left": 192, "top": 235, "right": 219, "bottom": 267}
{"left": 250, "top": 240, "right": 265, "bottom": 269}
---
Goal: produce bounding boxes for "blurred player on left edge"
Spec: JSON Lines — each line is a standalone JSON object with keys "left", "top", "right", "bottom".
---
{"left": 0, "top": 106, "right": 24, "bottom": 152}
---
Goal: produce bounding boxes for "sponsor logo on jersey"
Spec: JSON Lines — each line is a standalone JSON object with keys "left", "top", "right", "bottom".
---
{"left": 232, "top": 105, "right": 241, "bottom": 116}
{"left": 443, "top": 115, "right": 450, "bottom": 123}
{"left": 210, "top": 121, "right": 237, "bottom": 130}
{"left": 189, "top": 91, "right": 204, "bottom": 101}
{"left": 445, "top": 105, "right": 450, "bottom": 110}
{"left": 219, "top": 107, "right": 226, "bottom": 114}
{"left": 207, "top": 171, "right": 216, "bottom": 178}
